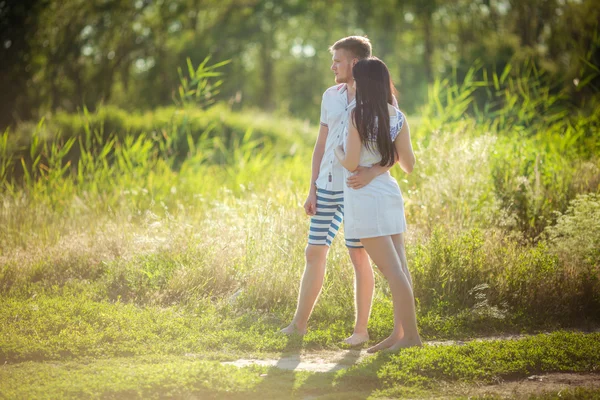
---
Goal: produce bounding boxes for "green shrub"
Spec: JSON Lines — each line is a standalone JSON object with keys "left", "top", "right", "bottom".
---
{"left": 400, "top": 131, "right": 500, "bottom": 232}
{"left": 417, "top": 61, "right": 600, "bottom": 239}
{"left": 6, "top": 103, "right": 313, "bottom": 186}
{"left": 409, "top": 227, "right": 600, "bottom": 326}
{"left": 544, "top": 193, "right": 600, "bottom": 268}
{"left": 376, "top": 331, "right": 600, "bottom": 388}
{"left": 543, "top": 193, "right": 600, "bottom": 317}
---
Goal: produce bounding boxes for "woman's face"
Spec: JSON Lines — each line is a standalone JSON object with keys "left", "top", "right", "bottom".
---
{"left": 330, "top": 49, "right": 355, "bottom": 84}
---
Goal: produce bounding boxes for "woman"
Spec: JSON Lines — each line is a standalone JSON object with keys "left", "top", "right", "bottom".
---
{"left": 334, "top": 57, "right": 421, "bottom": 352}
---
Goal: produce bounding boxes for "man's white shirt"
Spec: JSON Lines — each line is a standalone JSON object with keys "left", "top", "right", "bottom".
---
{"left": 316, "top": 84, "right": 355, "bottom": 192}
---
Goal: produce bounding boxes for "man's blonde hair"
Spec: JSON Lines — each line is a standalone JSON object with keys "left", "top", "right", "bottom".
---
{"left": 329, "top": 36, "right": 372, "bottom": 60}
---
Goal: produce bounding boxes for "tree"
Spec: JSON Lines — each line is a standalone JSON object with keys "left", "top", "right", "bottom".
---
{"left": 0, "top": 0, "right": 48, "bottom": 127}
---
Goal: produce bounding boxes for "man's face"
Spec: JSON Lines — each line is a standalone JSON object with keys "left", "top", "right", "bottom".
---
{"left": 330, "top": 49, "right": 356, "bottom": 84}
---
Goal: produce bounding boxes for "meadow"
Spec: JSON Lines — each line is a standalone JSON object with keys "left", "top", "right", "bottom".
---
{"left": 1, "top": 63, "right": 599, "bottom": 398}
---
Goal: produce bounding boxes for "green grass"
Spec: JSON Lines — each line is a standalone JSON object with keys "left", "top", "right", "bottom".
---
{"left": 1, "top": 332, "right": 598, "bottom": 399}
{"left": 0, "top": 293, "right": 296, "bottom": 363}
{"left": 0, "top": 291, "right": 519, "bottom": 364}
{"left": 0, "top": 357, "right": 263, "bottom": 399}
{"left": 1, "top": 59, "right": 599, "bottom": 398}
{"left": 375, "top": 331, "right": 600, "bottom": 387}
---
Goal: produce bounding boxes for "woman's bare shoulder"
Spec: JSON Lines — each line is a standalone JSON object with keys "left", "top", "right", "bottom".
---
{"left": 387, "top": 103, "right": 397, "bottom": 116}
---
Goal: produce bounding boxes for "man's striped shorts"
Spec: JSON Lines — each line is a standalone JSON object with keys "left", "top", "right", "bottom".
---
{"left": 307, "top": 188, "right": 363, "bottom": 248}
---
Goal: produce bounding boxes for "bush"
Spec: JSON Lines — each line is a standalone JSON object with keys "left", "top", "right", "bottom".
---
{"left": 376, "top": 331, "right": 600, "bottom": 388}
{"left": 409, "top": 227, "right": 600, "bottom": 326}
{"left": 400, "top": 130, "right": 500, "bottom": 232}
{"left": 416, "top": 62, "right": 600, "bottom": 239}
{"left": 6, "top": 104, "right": 314, "bottom": 184}
{"left": 544, "top": 193, "right": 600, "bottom": 268}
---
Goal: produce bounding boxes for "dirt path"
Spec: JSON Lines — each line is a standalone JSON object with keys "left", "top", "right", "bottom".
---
{"left": 221, "top": 334, "right": 600, "bottom": 397}
{"left": 444, "top": 373, "right": 600, "bottom": 398}
{"left": 223, "top": 353, "right": 600, "bottom": 398}
{"left": 222, "top": 349, "right": 368, "bottom": 373}
{"left": 221, "top": 335, "right": 531, "bottom": 373}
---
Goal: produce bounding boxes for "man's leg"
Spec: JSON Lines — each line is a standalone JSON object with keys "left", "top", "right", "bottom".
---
{"left": 344, "top": 245, "right": 374, "bottom": 345}
{"left": 281, "top": 244, "right": 329, "bottom": 334}
{"left": 282, "top": 188, "right": 343, "bottom": 335}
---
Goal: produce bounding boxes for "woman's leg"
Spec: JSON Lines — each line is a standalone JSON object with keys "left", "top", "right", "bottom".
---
{"left": 391, "top": 233, "right": 413, "bottom": 288}
{"left": 360, "top": 235, "right": 422, "bottom": 352}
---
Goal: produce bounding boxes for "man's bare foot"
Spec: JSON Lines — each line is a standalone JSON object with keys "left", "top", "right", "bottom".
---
{"left": 366, "top": 334, "right": 401, "bottom": 353}
{"left": 279, "top": 322, "right": 307, "bottom": 335}
{"left": 342, "top": 332, "right": 369, "bottom": 346}
{"left": 384, "top": 337, "right": 423, "bottom": 352}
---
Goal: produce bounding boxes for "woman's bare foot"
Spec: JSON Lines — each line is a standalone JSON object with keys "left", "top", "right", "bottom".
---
{"left": 384, "top": 337, "right": 423, "bottom": 352}
{"left": 343, "top": 332, "right": 370, "bottom": 346}
{"left": 366, "top": 334, "right": 401, "bottom": 353}
{"left": 279, "top": 322, "right": 307, "bottom": 335}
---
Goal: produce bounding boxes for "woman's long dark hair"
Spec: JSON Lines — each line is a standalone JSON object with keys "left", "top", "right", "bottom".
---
{"left": 352, "top": 57, "right": 397, "bottom": 167}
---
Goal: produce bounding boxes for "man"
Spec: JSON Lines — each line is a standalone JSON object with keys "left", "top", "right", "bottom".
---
{"left": 281, "top": 36, "right": 398, "bottom": 345}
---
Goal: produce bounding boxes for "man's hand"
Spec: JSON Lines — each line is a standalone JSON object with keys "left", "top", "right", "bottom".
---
{"left": 304, "top": 191, "right": 317, "bottom": 216}
{"left": 346, "top": 166, "right": 376, "bottom": 189}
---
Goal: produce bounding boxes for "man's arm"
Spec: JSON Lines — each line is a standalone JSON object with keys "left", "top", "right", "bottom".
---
{"left": 346, "top": 163, "right": 393, "bottom": 190}
{"left": 304, "top": 124, "right": 328, "bottom": 215}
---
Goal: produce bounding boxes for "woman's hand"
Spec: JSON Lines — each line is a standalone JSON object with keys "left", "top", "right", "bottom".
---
{"left": 334, "top": 145, "right": 346, "bottom": 162}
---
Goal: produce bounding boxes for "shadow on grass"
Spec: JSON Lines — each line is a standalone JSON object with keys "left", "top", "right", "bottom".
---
{"left": 244, "top": 334, "right": 302, "bottom": 399}
{"left": 293, "top": 349, "right": 368, "bottom": 399}
{"left": 237, "top": 336, "right": 379, "bottom": 399}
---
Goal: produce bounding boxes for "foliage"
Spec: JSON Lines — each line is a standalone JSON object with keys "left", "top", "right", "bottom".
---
{"left": 2, "top": 0, "right": 600, "bottom": 126}
{"left": 1, "top": 58, "right": 599, "bottom": 339}
{"left": 1, "top": 6, "right": 599, "bottom": 397}
{"left": 175, "top": 56, "right": 231, "bottom": 108}
{"left": 3, "top": 103, "right": 312, "bottom": 191}
{"left": 415, "top": 58, "right": 600, "bottom": 239}
{"left": 544, "top": 193, "right": 600, "bottom": 268}
{"left": 374, "top": 331, "right": 600, "bottom": 387}
{"left": 1, "top": 302, "right": 599, "bottom": 398}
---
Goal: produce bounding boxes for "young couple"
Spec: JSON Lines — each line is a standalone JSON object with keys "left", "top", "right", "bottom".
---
{"left": 280, "top": 36, "right": 422, "bottom": 353}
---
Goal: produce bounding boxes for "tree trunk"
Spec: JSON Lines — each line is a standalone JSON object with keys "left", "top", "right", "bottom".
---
{"left": 422, "top": 11, "right": 434, "bottom": 83}
{"left": 261, "top": 33, "right": 274, "bottom": 111}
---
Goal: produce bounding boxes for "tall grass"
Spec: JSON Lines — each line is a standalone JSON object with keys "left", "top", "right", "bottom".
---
{"left": 1, "top": 58, "right": 599, "bottom": 334}
{"left": 418, "top": 60, "right": 600, "bottom": 238}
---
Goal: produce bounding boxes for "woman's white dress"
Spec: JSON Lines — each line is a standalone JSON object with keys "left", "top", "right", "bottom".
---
{"left": 342, "top": 108, "right": 407, "bottom": 239}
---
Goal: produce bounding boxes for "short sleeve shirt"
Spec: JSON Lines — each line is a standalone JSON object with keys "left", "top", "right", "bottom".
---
{"left": 316, "top": 84, "right": 398, "bottom": 191}
{"left": 316, "top": 84, "right": 355, "bottom": 191}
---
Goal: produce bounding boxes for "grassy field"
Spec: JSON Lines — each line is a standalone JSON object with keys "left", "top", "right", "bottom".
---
{"left": 1, "top": 66, "right": 599, "bottom": 398}
{"left": 1, "top": 331, "right": 599, "bottom": 398}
